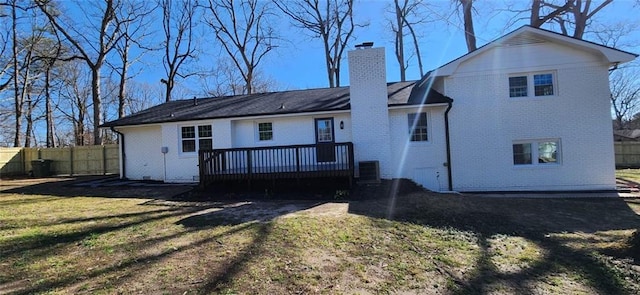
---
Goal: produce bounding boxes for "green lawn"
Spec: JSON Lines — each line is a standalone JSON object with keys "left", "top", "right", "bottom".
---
{"left": 1, "top": 178, "right": 639, "bottom": 294}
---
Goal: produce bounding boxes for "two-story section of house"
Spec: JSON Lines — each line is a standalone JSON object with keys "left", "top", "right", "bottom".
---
{"left": 438, "top": 26, "right": 637, "bottom": 191}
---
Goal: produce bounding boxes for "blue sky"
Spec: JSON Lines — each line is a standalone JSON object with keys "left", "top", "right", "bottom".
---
{"left": 81, "top": 0, "right": 640, "bottom": 95}
{"left": 5, "top": 0, "right": 639, "bottom": 146}
{"left": 205, "top": 0, "right": 639, "bottom": 92}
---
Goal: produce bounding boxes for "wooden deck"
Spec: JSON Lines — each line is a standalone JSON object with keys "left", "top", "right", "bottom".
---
{"left": 199, "top": 142, "right": 354, "bottom": 187}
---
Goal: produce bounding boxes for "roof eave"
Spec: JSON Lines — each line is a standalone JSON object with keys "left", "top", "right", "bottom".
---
{"left": 101, "top": 107, "right": 353, "bottom": 129}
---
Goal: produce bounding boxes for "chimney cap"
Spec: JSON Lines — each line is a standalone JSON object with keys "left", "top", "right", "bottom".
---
{"left": 355, "top": 42, "right": 374, "bottom": 49}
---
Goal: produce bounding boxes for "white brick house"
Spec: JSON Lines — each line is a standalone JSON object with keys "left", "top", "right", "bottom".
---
{"left": 102, "top": 26, "right": 637, "bottom": 192}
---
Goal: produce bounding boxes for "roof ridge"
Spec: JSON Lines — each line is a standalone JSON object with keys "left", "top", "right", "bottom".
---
{"left": 171, "top": 80, "right": 419, "bottom": 102}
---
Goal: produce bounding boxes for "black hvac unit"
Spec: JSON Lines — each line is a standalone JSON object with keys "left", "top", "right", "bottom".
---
{"left": 358, "top": 161, "right": 380, "bottom": 184}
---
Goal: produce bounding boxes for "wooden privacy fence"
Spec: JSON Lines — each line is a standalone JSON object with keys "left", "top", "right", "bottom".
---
{"left": 0, "top": 145, "right": 119, "bottom": 176}
{"left": 615, "top": 142, "right": 640, "bottom": 168}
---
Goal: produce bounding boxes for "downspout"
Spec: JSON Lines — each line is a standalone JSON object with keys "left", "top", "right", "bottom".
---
{"left": 110, "top": 126, "right": 126, "bottom": 179}
{"left": 444, "top": 100, "right": 453, "bottom": 191}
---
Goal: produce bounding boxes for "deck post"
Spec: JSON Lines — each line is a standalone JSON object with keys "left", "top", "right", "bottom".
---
{"left": 198, "top": 151, "right": 204, "bottom": 186}
{"left": 295, "top": 146, "right": 301, "bottom": 172}
{"left": 247, "top": 150, "right": 252, "bottom": 177}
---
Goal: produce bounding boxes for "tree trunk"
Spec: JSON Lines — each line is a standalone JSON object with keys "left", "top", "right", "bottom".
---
{"left": 334, "top": 59, "right": 341, "bottom": 87}
{"left": 530, "top": 0, "right": 541, "bottom": 26}
{"left": 118, "top": 41, "right": 129, "bottom": 118}
{"left": 76, "top": 109, "right": 86, "bottom": 146}
{"left": 460, "top": 0, "right": 476, "bottom": 52}
{"left": 12, "top": 0, "right": 21, "bottom": 147}
{"left": 246, "top": 68, "right": 253, "bottom": 95}
{"left": 45, "top": 65, "right": 56, "bottom": 147}
{"left": 24, "top": 94, "right": 33, "bottom": 147}
{"left": 393, "top": 0, "right": 407, "bottom": 82}
{"left": 406, "top": 21, "right": 424, "bottom": 77}
{"left": 164, "top": 75, "right": 173, "bottom": 102}
{"left": 91, "top": 67, "right": 103, "bottom": 145}
{"left": 322, "top": 33, "right": 335, "bottom": 88}
{"left": 394, "top": 0, "right": 406, "bottom": 82}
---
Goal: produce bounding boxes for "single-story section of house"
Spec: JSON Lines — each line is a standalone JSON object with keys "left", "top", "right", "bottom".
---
{"left": 102, "top": 26, "right": 637, "bottom": 192}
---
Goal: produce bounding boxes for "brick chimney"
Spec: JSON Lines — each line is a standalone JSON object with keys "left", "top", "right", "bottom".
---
{"left": 348, "top": 43, "right": 392, "bottom": 178}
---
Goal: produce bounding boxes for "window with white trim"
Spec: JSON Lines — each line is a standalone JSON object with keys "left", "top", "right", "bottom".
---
{"left": 180, "top": 125, "right": 212, "bottom": 153}
{"left": 513, "top": 140, "right": 560, "bottom": 165}
{"left": 257, "top": 122, "right": 273, "bottom": 141}
{"left": 408, "top": 112, "right": 428, "bottom": 142}
{"left": 509, "top": 72, "right": 556, "bottom": 98}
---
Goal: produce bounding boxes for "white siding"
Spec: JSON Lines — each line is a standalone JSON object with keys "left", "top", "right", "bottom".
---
{"left": 232, "top": 113, "right": 352, "bottom": 147}
{"left": 389, "top": 107, "right": 449, "bottom": 191}
{"left": 213, "top": 119, "right": 233, "bottom": 149}
{"left": 119, "top": 113, "right": 353, "bottom": 183}
{"left": 160, "top": 120, "right": 215, "bottom": 182}
{"left": 121, "top": 125, "right": 164, "bottom": 181}
{"left": 454, "top": 42, "right": 603, "bottom": 76}
{"left": 446, "top": 42, "right": 615, "bottom": 191}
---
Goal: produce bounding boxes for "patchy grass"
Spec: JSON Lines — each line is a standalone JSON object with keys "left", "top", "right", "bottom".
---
{"left": 1, "top": 177, "right": 640, "bottom": 294}
{"left": 617, "top": 169, "right": 640, "bottom": 256}
{"left": 617, "top": 169, "right": 640, "bottom": 184}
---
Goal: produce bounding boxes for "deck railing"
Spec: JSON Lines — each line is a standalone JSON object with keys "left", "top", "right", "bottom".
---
{"left": 199, "top": 142, "right": 354, "bottom": 185}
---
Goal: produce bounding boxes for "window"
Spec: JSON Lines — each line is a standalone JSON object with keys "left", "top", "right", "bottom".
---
{"left": 257, "top": 122, "right": 273, "bottom": 141}
{"left": 509, "top": 72, "right": 555, "bottom": 97}
{"left": 533, "top": 74, "right": 554, "bottom": 96}
{"left": 509, "top": 76, "right": 528, "bottom": 97}
{"left": 180, "top": 125, "right": 212, "bottom": 153}
{"left": 316, "top": 118, "right": 333, "bottom": 142}
{"left": 512, "top": 143, "right": 532, "bottom": 164}
{"left": 513, "top": 140, "right": 560, "bottom": 166}
{"left": 408, "top": 112, "right": 428, "bottom": 142}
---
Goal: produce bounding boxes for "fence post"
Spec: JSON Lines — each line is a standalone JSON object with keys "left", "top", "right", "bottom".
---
{"left": 623, "top": 142, "right": 628, "bottom": 168}
{"left": 69, "top": 147, "right": 74, "bottom": 176}
{"left": 20, "top": 148, "right": 25, "bottom": 174}
{"left": 102, "top": 145, "right": 107, "bottom": 175}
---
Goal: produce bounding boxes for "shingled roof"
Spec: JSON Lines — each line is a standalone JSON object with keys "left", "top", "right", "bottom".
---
{"left": 102, "top": 80, "right": 451, "bottom": 128}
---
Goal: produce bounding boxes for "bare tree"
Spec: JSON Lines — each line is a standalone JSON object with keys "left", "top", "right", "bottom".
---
{"left": 592, "top": 21, "right": 639, "bottom": 50}
{"left": 125, "top": 80, "right": 164, "bottom": 114}
{"left": 203, "top": 0, "right": 277, "bottom": 95}
{"left": 14, "top": 30, "right": 65, "bottom": 148}
{"left": 110, "top": 0, "right": 156, "bottom": 118}
{"left": 568, "top": 0, "right": 612, "bottom": 39}
{"left": 525, "top": 0, "right": 613, "bottom": 39}
{"left": 389, "top": 0, "right": 430, "bottom": 81}
{"left": 0, "top": 3, "right": 12, "bottom": 93}
{"left": 592, "top": 21, "right": 640, "bottom": 130}
{"left": 275, "top": 0, "right": 361, "bottom": 88}
{"left": 11, "top": 0, "right": 23, "bottom": 147}
{"left": 35, "top": 32, "right": 64, "bottom": 148}
{"left": 199, "top": 58, "right": 276, "bottom": 96}
{"left": 529, "top": 0, "right": 571, "bottom": 28}
{"left": 160, "top": 0, "right": 197, "bottom": 102}
{"left": 57, "top": 60, "right": 91, "bottom": 146}
{"left": 37, "top": 0, "right": 130, "bottom": 145}
{"left": 611, "top": 66, "right": 640, "bottom": 129}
